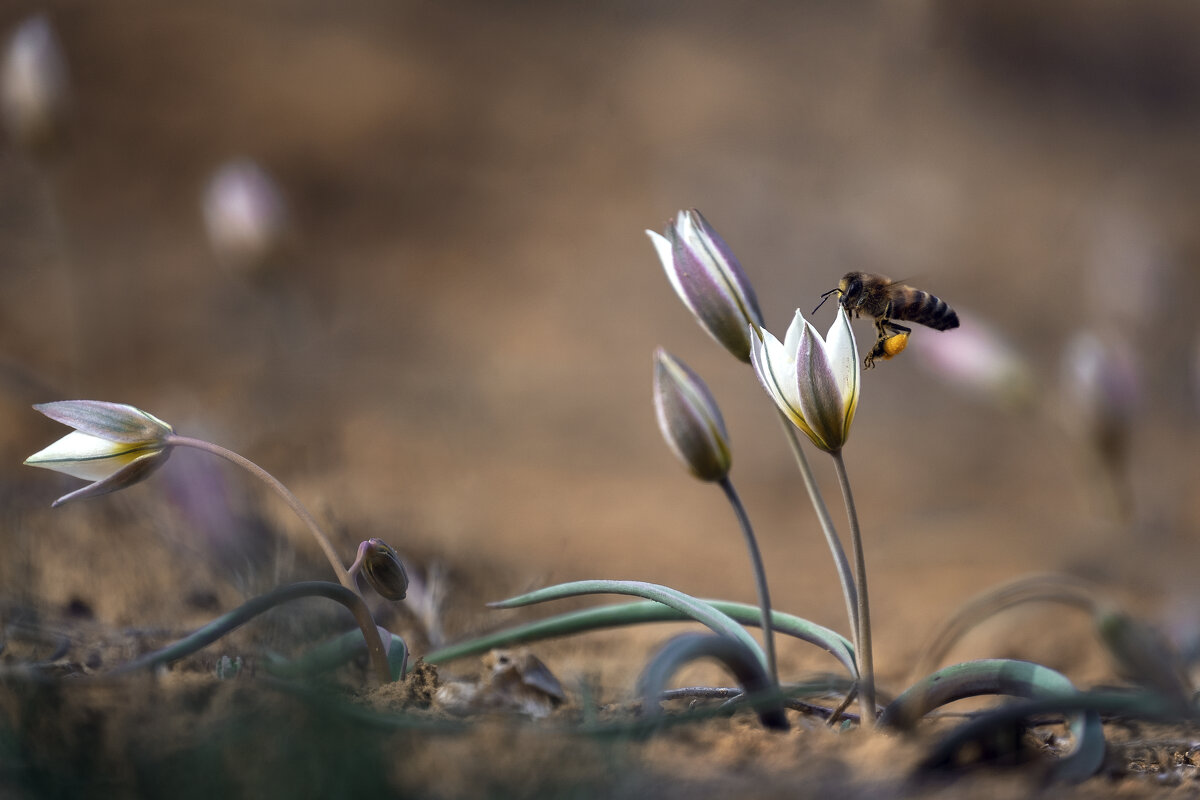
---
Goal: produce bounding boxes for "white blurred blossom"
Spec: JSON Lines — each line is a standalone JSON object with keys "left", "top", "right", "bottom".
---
{"left": 1, "top": 15, "right": 70, "bottom": 156}
{"left": 202, "top": 159, "right": 288, "bottom": 273}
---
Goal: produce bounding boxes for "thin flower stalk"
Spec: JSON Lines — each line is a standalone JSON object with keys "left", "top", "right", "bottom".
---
{"left": 776, "top": 411, "right": 859, "bottom": 645}
{"left": 831, "top": 448, "right": 875, "bottom": 724}
{"left": 718, "top": 476, "right": 779, "bottom": 690}
{"left": 165, "top": 435, "right": 355, "bottom": 595}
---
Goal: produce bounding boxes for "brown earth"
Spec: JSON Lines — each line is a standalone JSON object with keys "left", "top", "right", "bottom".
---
{"left": 3, "top": 1, "right": 1200, "bottom": 797}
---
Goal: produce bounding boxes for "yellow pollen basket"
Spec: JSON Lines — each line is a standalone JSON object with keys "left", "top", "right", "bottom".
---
{"left": 881, "top": 332, "right": 909, "bottom": 359}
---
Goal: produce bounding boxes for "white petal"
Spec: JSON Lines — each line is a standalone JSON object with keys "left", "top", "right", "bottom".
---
{"left": 751, "top": 324, "right": 807, "bottom": 428}
{"left": 782, "top": 309, "right": 810, "bottom": 356}
{"left": 24, "top": 430, "right": 145, "bottom": 481}
{"left": 646, "top": 229, "right": 695, "bottom": 315}
{"left": 825, "top": 307, "right": 860, "bottom": 406}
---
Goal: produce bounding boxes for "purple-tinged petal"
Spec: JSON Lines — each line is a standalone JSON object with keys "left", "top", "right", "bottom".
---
{"left": 647, "top": 210, "right": 762, "bottom": 362}
{"left": 33, "top": 400, "right": 172, "bottom": 443}
{"left": 654, "top": 348, "right": 731, "bottom": 481}
{"left": 49, "top": 449, "right": 171, "bottom": 507}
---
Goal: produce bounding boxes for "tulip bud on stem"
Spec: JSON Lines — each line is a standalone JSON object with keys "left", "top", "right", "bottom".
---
{"left": 164, "top": 436, "right": 396, "bottom": 684}
{"left": 652, "top": 350, "right": 779, "bottom": 690}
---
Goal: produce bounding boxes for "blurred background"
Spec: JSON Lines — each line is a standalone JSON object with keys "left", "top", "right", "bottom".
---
{"left": 3, "top": 0, "right": 1200, "bottom": 693}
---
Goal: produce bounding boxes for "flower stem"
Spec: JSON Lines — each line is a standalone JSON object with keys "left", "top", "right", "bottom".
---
{"left": 776, "top": 409, "right": 859, "bottom": 644}
{"left": 165, "top": 435, "right": 355, "bottom": 594}
{"left": 831, "top": 448, "right": 875, "bottom": 725}
{"left": 718, "top": 476, "right": 779, "bottom": 689}
{"left": 111, "top": 581, "right": 394, "bottom": 685}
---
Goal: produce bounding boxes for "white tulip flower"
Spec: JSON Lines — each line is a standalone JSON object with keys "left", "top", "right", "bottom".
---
{"left": 750, "top": 307, "right": 861, "bottom": 453}
{"left": 24, "top": 400, "right": 174, "bottom": 506}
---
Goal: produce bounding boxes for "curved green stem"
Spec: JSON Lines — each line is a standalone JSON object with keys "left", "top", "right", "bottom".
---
{"left": 110, "top": 581, "right": 393, "bottom": 685}
{"left": 831, "top": 448, "right": 875, "bottom": 725}
{"left": 166, "top": 435, "right": 355, "bottom": 594}
{"left": 426, "top": 599, "right": 857, "bottom": 678}
{"left": 777, "top": 410, "right": 859, "bottom": 645}
{"left": 718, "top": 476, "right": 778, "bottom": 689}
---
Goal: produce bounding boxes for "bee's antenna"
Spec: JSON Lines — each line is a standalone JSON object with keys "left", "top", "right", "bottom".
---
{"left": 812, "top": 287, "right": 840, "bottom": 315}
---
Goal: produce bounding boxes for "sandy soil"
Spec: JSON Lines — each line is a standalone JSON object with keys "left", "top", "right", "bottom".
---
{"left": 3, "top": 1, "right": 1200, "bottom": 797}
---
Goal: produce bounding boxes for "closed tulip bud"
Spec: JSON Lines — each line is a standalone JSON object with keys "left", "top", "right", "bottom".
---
{"left": 359, "top": 538, "right": 409, "bottom": 601}
{"left": 653, "top": 348, "right": 732, "bottom": 482}
{"left": 1, "top": 15, "right": 70, "bottom": 158}
{"left": 24, "top": 400, "right": 174, "bottom": 506}
{"left": 647, "top": 210, "right": 764, "bottom": 363}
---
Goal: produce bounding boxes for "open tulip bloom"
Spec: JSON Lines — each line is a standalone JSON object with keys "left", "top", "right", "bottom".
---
{"left": 24, "top": 400, "right": 174, "bottom": 506}
{"left": 750, "top": 307, "right": 860, "bottom": 454}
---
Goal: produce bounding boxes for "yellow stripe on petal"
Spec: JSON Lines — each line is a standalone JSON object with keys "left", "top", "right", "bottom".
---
{"left": 24, "top": 431, "right": 157, "bottom": 482}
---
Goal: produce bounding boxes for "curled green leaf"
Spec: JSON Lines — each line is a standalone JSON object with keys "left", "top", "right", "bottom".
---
{"left": 638, "top": 632, "right": 788, "bottom": 730}
{"left": 881, "top": 658, "right": 1105, "bottom": 782}
{"left": 486, "top": 580, "right": 768, "bottom": 671}
{"left": 427, "top": 599, "right": 856, "bottom": 678}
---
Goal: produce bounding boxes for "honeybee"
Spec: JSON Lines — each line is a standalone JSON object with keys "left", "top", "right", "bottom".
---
{"left": 814, "top": 272, "right": 959, "bottom": 368}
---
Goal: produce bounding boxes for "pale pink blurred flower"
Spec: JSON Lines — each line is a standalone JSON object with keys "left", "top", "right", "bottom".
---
{"left": 202, "top": 159, "right": 288, "bottom": 273}
{"left": 913, "top": 311, "right": 1035, "bottom": 410}
{"left": 1061, "top": 330, "right": 1140, "bottom": 468}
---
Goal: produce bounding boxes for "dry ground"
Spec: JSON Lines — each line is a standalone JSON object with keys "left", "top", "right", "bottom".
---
{"left": 3, "top": 1, "right": 1200, "bottom": 797}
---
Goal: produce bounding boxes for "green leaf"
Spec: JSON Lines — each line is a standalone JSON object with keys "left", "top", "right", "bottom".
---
{"left": 484, "top": 580, "right": 768, "bottom": 671}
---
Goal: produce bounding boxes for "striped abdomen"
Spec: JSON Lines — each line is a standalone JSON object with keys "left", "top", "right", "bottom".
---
{"left": 888, "top": 289, "right": 959, "bottom": 331}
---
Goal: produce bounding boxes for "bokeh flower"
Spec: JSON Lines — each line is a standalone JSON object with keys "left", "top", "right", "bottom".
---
{"left": 202, "top": 158, "right": 288, "bottom": 273}
{"left": 1061, "top": 330, "right": 1140, "bottom": 470}
{"left": 1, "top": 15, "right": 70, "bottom": 157}
{"left": 653, "top": 348, "right": 732, "bottom": 482}
{"left": 750, "top": 307, "right": 860, "bottom": 453}
{"left": 24, "top": 400, "right": 174, "bottom": 506}
{"left": 647, "top": 209, "right": 764, "bottom": 363}
{"left": 914, "top": 311, "right": 1035, "bottom": 410}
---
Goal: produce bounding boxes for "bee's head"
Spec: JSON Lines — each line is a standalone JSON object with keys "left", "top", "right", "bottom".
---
{"left": 838, "top": 272, "right": 866, "bottom": 307}
{"left": 814, "top": 271, "right": 870, "bottom": 315}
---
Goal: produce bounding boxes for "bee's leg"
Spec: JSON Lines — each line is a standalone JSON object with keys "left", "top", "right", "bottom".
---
{"left": 864, "top": 329, "right": 887, "bottom": 369}
{"left": 883, "top": 321, "right": 911, "bottom": 336}
{"left": 864, "top": 336, "right": 890, "bottom": 369}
